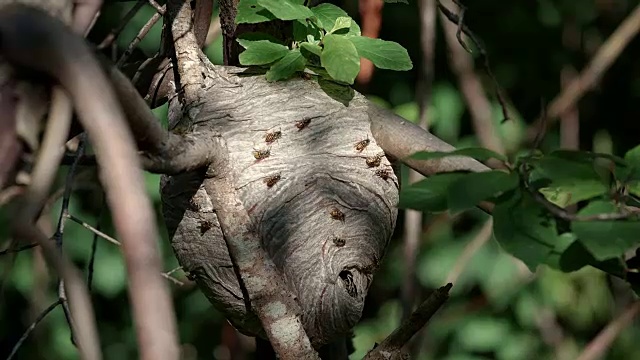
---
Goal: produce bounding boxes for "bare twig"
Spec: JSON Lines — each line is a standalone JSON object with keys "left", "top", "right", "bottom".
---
{"left": 7, "top": 73, "right": 101, "bottom": 359}
{"left": 65, "top": 213, "right": 184, "bottom": 286}
{"left": 439, "top": 0, "right": 505, "bottom": 156}
{"left": 6, "top": 299, "right": 62, "bottom": 360}
{"left": 116, "top": 7, "right": 163, "bottom": 67}
{"left": 204, "top": 16, "right": 222, "bottom": 47}
{"left": 576, "top": 301, "right": 640, "bottom": 360}
{"left": 97, "top": 0, "right": 147, "bottom": 50}
{"left": 363, "top": 283, "right": 453, "bottom": 360}
{"left": 527, "top": 3, "right": 640, "bottom": 141}
{"left": 401, "top": 0, "right": 437, "bottom": 323}
{"left": 445, "top": 220, "right": 493, "bottom": 284}
{"left": 531, "top": 98, "right": 548, "bottom": 151}
{"left": 435, "top": 0, "right": 509, "bottom": 122}
{"left": 0, "top": 241, "right": 38, "bottom": 256}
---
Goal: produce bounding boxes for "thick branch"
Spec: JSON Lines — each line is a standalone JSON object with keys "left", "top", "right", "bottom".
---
{"left": 368, "top": 103, "right": 490, "bottom": 175}
{"left": 203, "top": 137, "right": 320, "bottom": 359}
{"left": 104, "top": 59, "right": 217, "bottom": 173}
{"left": 0, "top": 5, "right": 180, "bottom": 359}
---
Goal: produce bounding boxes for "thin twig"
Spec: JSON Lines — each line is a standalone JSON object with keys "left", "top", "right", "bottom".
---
{"left": 116, "top": 8, "right": 164, "bottom": 67}
{"left": 445, "top": 220, "right": 493, "bottom": 284}
{"left": 97, "top": 0, "right": 147, "bottom": 50}
{"left": 401, "top": 0, "right": 437, "bottom": 324}
{"left": 66, "top": 213, "right": 184, "bottom": 286}
{"left": 436, "top": 0, "right": 509, "bottom": 122}
{"left": 0, "top": 242, "right": 38, "bottom": 256}
{"left": 527, "top": 3, "right": 640, "bottom": 142}
{"left": 532, "top": 98, "right": 548, "bottom": 151}
{"left": 439, "top": 0, "right": 505, "bottom": 156}
{"left": 53, "top": 133, "right": 87, "bottom": 347}
{"left": 6, "top": 299, "right": 62, "bottom": 360}
{"left": 576, "top": 301, "right": 640, "bottom": 360}
{"left": 66, "top": 214, "right": 121, "bottom": 246}
{"left": 363, "top": 284, "right": 453, "bottom": 360}
{"left": 87, "top": 202, "right": 104, "bottom": 291}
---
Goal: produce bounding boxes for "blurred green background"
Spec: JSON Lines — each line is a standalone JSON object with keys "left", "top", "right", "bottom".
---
{"left": 2, "top": 0, "right": 640, "bottom": 359}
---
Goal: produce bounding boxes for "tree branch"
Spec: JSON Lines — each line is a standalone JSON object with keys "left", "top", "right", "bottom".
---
{"left": 0, "top": 5, "right": 180, "bottom": 359}
{"left": 166, "top": 1, "right": 320, "bottom": 357}
{"left": 363, "top": 283, "right": 452, "bottom": 360}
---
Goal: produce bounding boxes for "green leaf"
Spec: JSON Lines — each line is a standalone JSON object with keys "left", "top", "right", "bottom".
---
{"left": 447, "top": 171, "right": 519, "bottom": 212}
{"left": 330, "top": 16, "right": 352, "bottom": 33}
{"left": 311, "top": 3, "right": 349, "bottom": 30}
{"left": 493, "top": 190, "right": 558, "bottom": 271}
{"left": 550, "top": 149, "right": 626, "bottom": 165}
{"left": 537, "top": 180, "right": 608, "bottom": 208}
{"left": 236, "top": 0, "right": 276, "bottom": 24}
{"left": 348, "top": 36, "right": 413, "bottom": 71}
{"left": 320, "top": 34, "right": 360, "bottom": 84}
{"left": 410, "top": 147, "right": 508, "bottom": 163}
{"left": 571, "top": 200, "right": 640, "bottom": 261}
{"left": 399, "top": 173, "right": 467, "bottom": 212}
{"left": 257, "top": 0, "right": 313, "bottom": 21}
{"left": 237, "top": 39, "right": 290, "bottom": 65}
{"left": 544, "top": 233, "right": 593, "bottom": 272}
{"left": 265, "top": 49, "right": 306, "bottom": 81}
{"left": 300, "top": 42, "right": 322, "bottom": 56}
{"left": 625, "top": 145, "right": 640, "bottom": 166}
{"left": 533, "top": 155, "right": 601, "bottom": 183}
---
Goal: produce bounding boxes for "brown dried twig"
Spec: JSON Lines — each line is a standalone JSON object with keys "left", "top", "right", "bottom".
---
{"left": 97, "top": 0, "right": 146, "bottom": 49}
{"left": 435, "top": 0, "right": 509, "bottom": 123}
{"left": 116, "top": 7, "right": 164, "bottom": 67}
{"left": 65, "top": 213, "right": 185, "bottom": 286}
{"left": 576, "top": 301, "right": 640, "bottom": 360}
{"left": 439, "top": 0, "right": 505, "bottom": 156}
{"left": 6, "top": 299, "right": 63, "bottom": 360}
{"left": 526, "top": 3, "right": 640, "bottom": 142}
{"left": 363, "top": 283, "right": 453, "bottom": 360}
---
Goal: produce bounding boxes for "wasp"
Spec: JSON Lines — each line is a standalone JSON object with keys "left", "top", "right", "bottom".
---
{"left": 265, "top": 130, "right": 282, "bottom": 144}
{"left": 252, "top": 148, "right": 271, "bottom": 160}
{"left": 354, "top": 136, "right": 370, "bottom": 152}
{"left": 375, "top": 169, "right": 391, "bottom": 181}
{"left": 332, "top": 237, "right": 346, "bottom": 247}
{"left": 366, "top": 154, "right": 382, "bottom": 168}
{"left": 263, "top": 174, "right": 281, "bottom": 188}
{"left": 198, "top": 220, "right": 213, "bottom": 235}
{"left": 295, "top": 117, "right": 312, "bottom": 130}
{"left": 329, "top": 207, "right": 345, "bottom": 221}
{"left": 188, "top": 198, "right": 200, "bottom": 211}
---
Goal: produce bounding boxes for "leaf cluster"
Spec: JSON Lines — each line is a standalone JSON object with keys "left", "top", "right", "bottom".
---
{"left": 235, "top": 0, "right": 412, "bottom": 84}
{"left": 400, "top": 146, "right": 640, "bottom": 295}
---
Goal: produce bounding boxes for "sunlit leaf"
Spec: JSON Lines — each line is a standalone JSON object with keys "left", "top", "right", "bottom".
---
{"left": 237, "top": 39, "right": 290, "bottom": 65}
{"left": 257, "top": 0, "right": 313, "bottom": 21}
{"left": 348, "top": 36, "right": 412, "bottom": 71}
{"left": 320, "top": 34, "right": 360, "bottom": 84}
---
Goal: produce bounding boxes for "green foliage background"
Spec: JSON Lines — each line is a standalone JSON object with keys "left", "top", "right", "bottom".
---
{"left": 2, "top": 0, "right": 640, "bottom": 359}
